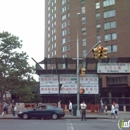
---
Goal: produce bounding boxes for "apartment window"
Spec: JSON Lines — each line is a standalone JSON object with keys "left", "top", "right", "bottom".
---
{"left": 52, "top": 51, "right": 54, "bottom": 57}
{"left": 48, "top": 13, "right": 50, "bottom": 17}
{"left": 82, "top": 17, "right": 86, "bottom": 24}
{"left": 68, "top": 36, "right": 70, "bottom": 42}
{"left": 52, "top": 23, "right": 54, "bottom": 28}
{"left": 97, "top": 36, "right": 101, "bottom": 42}
{"left": 81, "top": 0, "right": 85, "bottom": 4}
{"left": 107, "top": 76, "right": 127, "bottom": 86}
{"left": 105, "top": 33, "right": 117, "bottom": 41}
{"left": 112, "top": 45, "right": 117, "bottom": 52}
{"left": 82, "top": 50, "right": 87, "bottom": 58}
{"left": 112, "top": 33, "right": 117, "bottom": 40}
{"left": 62, "top": 64, "right": 66, "bottom": 69}
{"left": 48, "top": 20, "right": 50, "bottom": 24}
{"left": 68, "top": 45, "right": 70, "bottom": 50}
{"left": 68, "top": 20, "right": 70, "bottom": 26}
{"left": 96, "top": 2, "right": 100, "bottom": 9}
{"left": 62, "top": 46, "right": 67, "bottom": 52}
{"left": 62, "top": 30, "right": 67, "bottom": 36}
{"left": 81, "top": 6, "right": 85, "bottom": 14}
{"left": 48, "top": 0, "right": 50, "bottom": 5}
{"left": 68, "top": 13, "right": 70, "bottom": 17}
{"left": 54, "top": 50, "right": 56, "bottom": 55}
{"left": 62, "top": 54, "right": 67, "bottom": 58}
{"left": 54, "top": 21, "right": 56, "bottom": 26}
{"left": 62, "top": 14, "right": 66, "bottom": 21}
{"left": 62, "top": 38, "right": 66, "bottom": 44}
{"left": 54, "top": 0, "right": 56, "bottom": 4}
{"left": 103, "top": 0, "right": 115, "bottom": 7}
{"left": 52, "top": 9, "right": 54, "bottom": 13}
{"left": 104, "top": 21, "right": 116, "bottom": 30}
{"left": 82, "top": 27, "right": 86, "bottom": 35}
{"left": 67, "top": 28, "right": 70, "bottom": 34}
{"left": 54, "top": 43, "right": 56, "bottom": 48}
{"left": 51, "top": 44, "right": 53, "bottom": 49}
{"left": 62, "top": 0, "right": 66, "bottom": 5}
{"left": 96, "top": 13, "right": 100, "bottom": 20}
{"left": 52, "top": 2, "right": 54, "bottom": 6}
{"left": 82, "top": 38, "right": 86, "bottom": 46}
{"left": 67, "top": 4, "right": 70, "bottom": 10}
{"left": 54, "top": 35, "right": 56, "bottom": 40}
{"left": 104, "top": 10, "right": 116, "bottom": 18}
{"left": 62, "top": 6, "right": 66, "bottom": 13}
{"left": 62, "top": 22, "right": 66, "bottom": 28}
{"left": 48, "top": 54, "right": 50, "bottom": 58}
{"left": 106, "top": 46, "right": 111, "bottom": 53}
{"left": 54, "top": 14, "right": 56, "bottom": 18}
{"left": 48, "top": 33, "right": 50, "bottom": 38}
{"left": 106, "top": 45, "right": 117, "bottom": 53}
{"left": 48, "top": 27, "right": 50, "bottom": 31}
{"left": 48, "top": 7, "right": 50, "bottom": 11}
{"left": 48, "top": 40, "right": 50, "bottom": 45}
{"left": 48, "top": 47, "right": 50, "bottom": 52}
{"left": 54, "top": 28, "right": 56, "bottom": 33}
{"left": 54, "top": 6, "right": 56, "bottom": 11}
{"left": 96, "top": 24, "right": 101, "bottom": 32}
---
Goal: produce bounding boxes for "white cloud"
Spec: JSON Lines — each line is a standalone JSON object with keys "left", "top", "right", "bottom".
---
{"left": 0, "top": 0, "right": 45, "bottom": 81}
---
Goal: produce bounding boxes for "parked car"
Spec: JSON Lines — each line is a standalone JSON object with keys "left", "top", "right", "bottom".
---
{"left": 17, "top": 104, "right": 65, "bottom": 120}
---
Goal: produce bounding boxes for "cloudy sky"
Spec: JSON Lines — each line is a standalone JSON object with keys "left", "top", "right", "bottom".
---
{"left": 0, "top": 0, "right": 45, "bottom": 80}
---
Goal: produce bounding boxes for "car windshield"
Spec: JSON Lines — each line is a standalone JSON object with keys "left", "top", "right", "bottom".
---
{"left": 36, "top": 106, "right": 46, "bottom": 110}
{"left": 46, "top": 105, "right": 59, "bottom": 110}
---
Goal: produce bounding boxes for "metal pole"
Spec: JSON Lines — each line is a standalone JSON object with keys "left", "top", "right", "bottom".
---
{"left": 76, "top": 13, "right": 81, "bottom": 116}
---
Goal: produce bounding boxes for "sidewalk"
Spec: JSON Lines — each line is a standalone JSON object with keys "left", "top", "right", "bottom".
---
{"left": 0, "top": 111, "right": 129, "bottom": 119}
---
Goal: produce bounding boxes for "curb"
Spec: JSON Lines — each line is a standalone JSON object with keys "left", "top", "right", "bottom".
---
{"left": 0, "top": 116, "right": 111, "bottom": 120}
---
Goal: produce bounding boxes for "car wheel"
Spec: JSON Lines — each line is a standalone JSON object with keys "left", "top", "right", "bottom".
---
{"left": 51, "top": 113, "right": 58, "bottom": 120}
{"left": 22, "top": 113, "right": 29, "bottom": 119}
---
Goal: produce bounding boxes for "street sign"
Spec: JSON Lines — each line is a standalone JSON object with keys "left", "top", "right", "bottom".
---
{"left": 97, "top": 63, "right": 129, "bottom": 73}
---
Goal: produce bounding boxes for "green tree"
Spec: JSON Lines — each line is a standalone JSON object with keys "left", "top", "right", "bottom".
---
{"left": 0, "top": 31, "right": 36, "bottom": 102}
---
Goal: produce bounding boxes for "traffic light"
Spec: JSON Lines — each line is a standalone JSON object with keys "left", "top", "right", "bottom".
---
{"left": 81, "top": 68, "right": 86, "bottom": 77}
{"left": 92, "top": 47, "right": 100, "bottom": 60}
{"left": 80, "top": 88, "right": 85, "bottom": 94}
{"left": 98, "top": 46, "right": 107, "bottom": 59}
{"left": 92, "top": 46, "right": 108, "bottom": 59}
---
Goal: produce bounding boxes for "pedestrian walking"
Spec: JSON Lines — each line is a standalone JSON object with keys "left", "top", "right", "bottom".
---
{"left": 2, "top": 102, "right": 8, "bottom": 117}
{"left": 58, "top": 100, "right": 61, "bottom": 108}
{"left": 115, "top": 101, "right": 119, "bottom": 118}
{"left": 80, "top": 101, "right": 87, "bottom": 121}
{"left": 111, "top": 103, "right": 115, "bottom": 119}
{"left": 104, "top": 104, "right": 108, "bottom": 115}
{"left": 99, "top": 100, "right": 104, "bottom": 114}
{"left": 12, "top": 104, "right": 17, "bottom": 116}
{"left": 69, "top": 101, "right": 72, "bottom": 114}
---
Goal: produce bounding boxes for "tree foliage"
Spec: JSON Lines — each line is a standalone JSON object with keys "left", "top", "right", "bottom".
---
{"left": 0, "top": 31, "right": 37, "bottom": 102}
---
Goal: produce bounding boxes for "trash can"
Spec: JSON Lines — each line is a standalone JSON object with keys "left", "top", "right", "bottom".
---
{"left": 73, "top": 104, "right": 77, "bottom": 116}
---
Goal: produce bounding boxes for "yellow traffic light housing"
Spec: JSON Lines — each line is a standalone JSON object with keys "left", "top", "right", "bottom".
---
{"left": 92, "top": 47, "right": 100, "bottom": 60}
{"left": 98, "top": 46, "right": 107, "bottom": 59}
{"left": 92, "top": 46, "right": 108, "bottom": 59}
{"left": 81, "top": 68, "right": 86, "bottom": 77}
{"left": 80, "top": 88, "right": 85, "bottom": 94}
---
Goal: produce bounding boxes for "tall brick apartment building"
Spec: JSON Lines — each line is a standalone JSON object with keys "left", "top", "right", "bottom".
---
{"left": 42, "top": 0, "right": 130, "bottom": 109}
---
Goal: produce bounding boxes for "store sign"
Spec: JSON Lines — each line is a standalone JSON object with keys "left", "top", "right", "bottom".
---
{"left": 60, "top": 84, "right": 77, "bottom": 94}
{"left": 60, "top": 74, "right": 77, "bottom": 84}
{"left": 80, "top": 74, "right": 99, "bottom": 94}
{"left": 40, "top": 75, "right": 58, "bottom": 94}
{"left": 39, "top": 74, "right": 99, "bottom": 94}
{"left": 97, "top": 63, "right": 129, "bottom": 73}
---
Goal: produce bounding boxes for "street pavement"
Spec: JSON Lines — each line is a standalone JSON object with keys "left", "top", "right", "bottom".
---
{"left": 0, "top": 111, "right": 129, "bottom": 120}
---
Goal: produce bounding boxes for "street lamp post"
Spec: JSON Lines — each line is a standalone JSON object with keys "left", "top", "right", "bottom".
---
{"left": 76, "top": 12, "right": 81, "bottom": 116}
